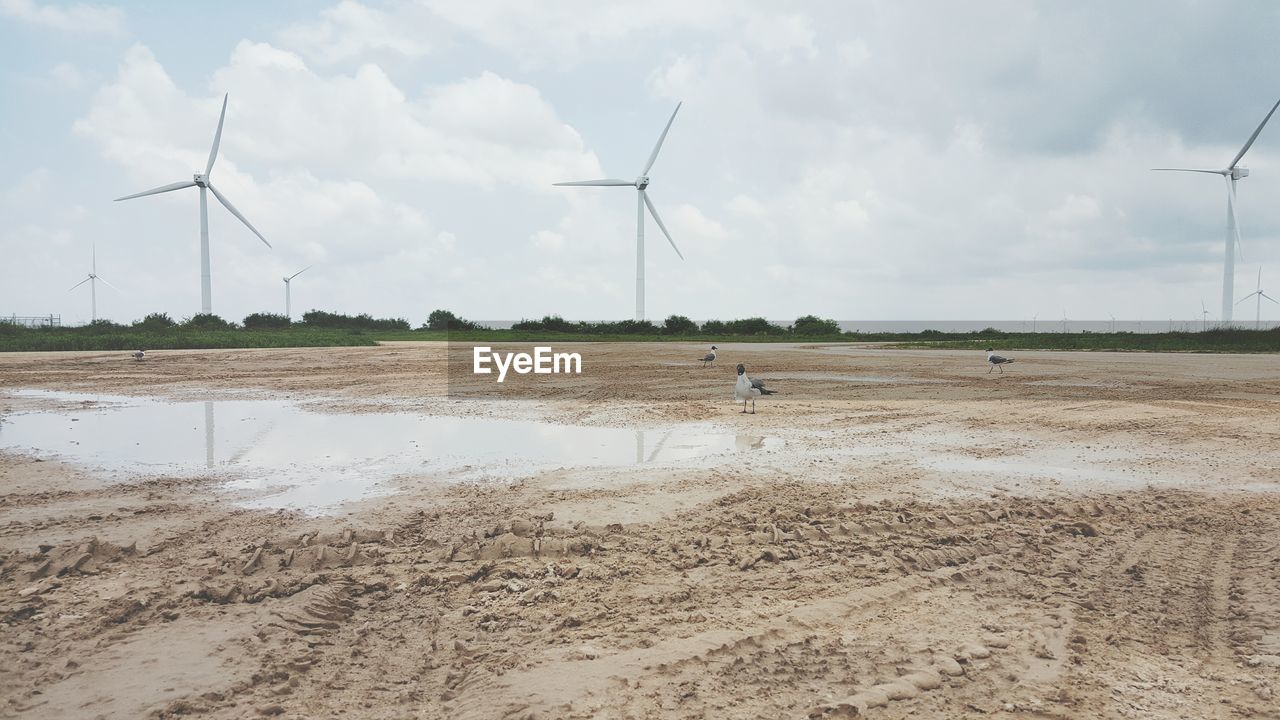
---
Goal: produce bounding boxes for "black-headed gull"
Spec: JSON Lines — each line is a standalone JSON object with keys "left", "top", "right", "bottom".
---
{"left": 734, "top": 363, "right": 776, "bottom": 413}
{"left": 985, "top": 348, "right": 1013, "bottom": 374}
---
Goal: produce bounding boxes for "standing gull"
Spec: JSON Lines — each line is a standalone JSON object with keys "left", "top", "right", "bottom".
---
{"left": 734, "top": 363, "right": 777, "bottom": 414}
{"left": 985, "top": 348, "right": 1013, "bottom": 374}
{"left": 699, "top": 345, "right": 718, "bottom": 368}
{"left": 132, "top": 350, "right": 145, "bottom": 362}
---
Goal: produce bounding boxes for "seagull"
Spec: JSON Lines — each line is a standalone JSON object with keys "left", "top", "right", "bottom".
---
{"left": 985, "top": 348, "right": 1013, "bottom": 374}
{"left": 132, "top": 349, "right": 145, "bottom": 362}
{"left": 735, "top": 363, "right": 776, "bottom": 413}
{"left": 699, "top": 345, "right": 718, "bottom": 368}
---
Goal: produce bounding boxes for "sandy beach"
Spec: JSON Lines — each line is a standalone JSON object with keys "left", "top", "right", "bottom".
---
{"left": 2, "top": 342, "right": 1278, "bottom": 718}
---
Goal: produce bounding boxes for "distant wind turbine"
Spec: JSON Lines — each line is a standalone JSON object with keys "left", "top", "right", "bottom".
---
{"left": 67, "top": 244, "right": 121, "bottom": 323}
{"left": 1061, "top": 311, "right": 1069, "bottom": 334}
{"left": 114, "top": 93, "right": 271, "bottom": 315}
{"left": 1201, "top": 299, "right": 1210, "bottom": 332}
{"left": 282, "top": 265, "right": 312, "bottom": 319}
{"left": 1236, "top": 267, "right": 1278, "bottom": 330}
{"left": 1153, "top": 96, "right": 1280, "bottom": 325}
{"left": 554, "top": 103, "right": 686, "bottom": 321}
{"left": 1109, "top": 314, "right": 1116, "bottom": 333}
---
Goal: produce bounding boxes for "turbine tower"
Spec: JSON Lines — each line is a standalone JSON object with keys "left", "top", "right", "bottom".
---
{"left": 1153, "top": 96, "right": 1280, "bottom": 324}
{"left": 68, "top": 244, "right": 120, "bottom": 323}
{"left": 283, "top": 265, "right": 311, "bottom": 319}
{"left": 1236, "top": 267, "right": 1278, "bottom": 330}
{"left": 554, "top": 103, "right": 685, "bottom": 321}
{"left": 114, "top": 94, "right": 271, "bottom": 315}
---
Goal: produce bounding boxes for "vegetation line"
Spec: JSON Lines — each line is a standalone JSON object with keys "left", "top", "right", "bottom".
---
{"left": 2, "top": 309, "right": 1276, "bottom": 353}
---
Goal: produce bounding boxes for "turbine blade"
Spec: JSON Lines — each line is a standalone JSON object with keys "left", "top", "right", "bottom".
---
{"left": 641, "top": 102, "right": 681, "bottom": 176}
{"left": 553, "top": 179, "right": 634, "bottom": 186}
{"left": 1229, "top": 96, "right": 1280, "bottom": 169}
{"left": 1149, "top": 168, "right": 1225, "bottom": 175}
{"left": 206, "top": 93, "right": 228, "bottom": 176}
{"left": 1235, "top": 293, "right": 1257, "bottom": 305}
{"left": 288, "top": 265, "right": 313, "bottom": 281}
{"left": 642, "top": 191, "right": 683, "bottom": 260}
{"left": 96, "top": 276, "right": 123, "bottom": 293}
{"left": 114, "top": 180, "right": 197, "bottom": 201}
{"left": 1261, "top": 292, "right": 1280, "bottom": 305}
{"left": 67, "top": 276, "right": 91, "bottom": 291}
{"left": 207, "top": 183, "right": 271, "bottom": 248}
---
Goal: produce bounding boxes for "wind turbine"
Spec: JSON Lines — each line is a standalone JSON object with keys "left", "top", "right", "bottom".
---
{"left": 1109, "top": 314, "right": 1116, "bottom": 333}
{"left": 554, "top": 103, "right": 685, "bottom": 321}
{"left": 1153, "top": 96, "right": 1280, "bottom": 325}
{"left": 114, "top": 94, "right": 271, "bottom": 315}
{"left": 282, "top": 266, "right": 312, "bottom": 319}
{"left": 1236, "top": 267, "right": 1278, "bottom": 330}
{"left": 67, "top": 244, "right": 121, "bottom": 323}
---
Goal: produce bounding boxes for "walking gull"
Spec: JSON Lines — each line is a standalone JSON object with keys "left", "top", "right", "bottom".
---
{"left": 985, "top": 348, "right": 1013, "bottom": 374}
{"left": 699, "top": 345, "right": 718, "bottom": 368}
{"left": 734, "top": 363, "right": 777, "bottom": 413}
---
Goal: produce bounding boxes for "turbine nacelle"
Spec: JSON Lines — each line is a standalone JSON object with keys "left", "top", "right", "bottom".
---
{"left": 193, "top": 173, "right": 210, "bottom": 187}
{"left": 635, "top": 176, "right": 650, "bottom": 189}
{"left": 1231, "top": 166, "right": 1249, "bottom": 180}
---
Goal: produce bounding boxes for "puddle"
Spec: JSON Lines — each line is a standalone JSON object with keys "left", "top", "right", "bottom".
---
{"left": 0, "top": 390, "right": 779, "bottom": 514}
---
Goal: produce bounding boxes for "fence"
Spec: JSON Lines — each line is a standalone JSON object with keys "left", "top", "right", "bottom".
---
{"left": 3, "top": 315, "right": 62, "bottom": 328}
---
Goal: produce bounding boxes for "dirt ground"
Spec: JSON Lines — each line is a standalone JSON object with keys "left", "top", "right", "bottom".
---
{"left": 1, "top": 342, "right": 1278, "bottom": 719}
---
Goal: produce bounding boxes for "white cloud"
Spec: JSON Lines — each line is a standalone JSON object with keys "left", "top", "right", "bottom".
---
{"left": 421, "top": 0, "right": 738, "bottom": 66}
{"left": 0, "top": 0, "right": 123, "bottom": 34}
{"left": 277, "top": 1, "right": 430, "bottom": 65}
{"left": 530, "top": 229, "right": 565, "bottom": 252}
{"left": 742, "top": 12, "right": 817, "bottom": 63}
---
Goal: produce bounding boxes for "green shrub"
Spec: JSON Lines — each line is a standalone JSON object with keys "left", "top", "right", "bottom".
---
{"left": 423, "top": 309, "right": 481, "bottom": 331}
{"left": 134, "top": 312, "right": 176, "bottom": 331}
{"left": 792, "top": 315, "right": 842, "bottom": 335}
{"left": 662, "top": 315, "right": 699, "bottom": 334}
{"left": 243, "top": 313, "right": 292, "bottom": 329}
{"left": 183, "top": 313, "right": 235, "bottom": 330}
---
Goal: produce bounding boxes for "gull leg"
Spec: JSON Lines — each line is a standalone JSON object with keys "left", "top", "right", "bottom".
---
{"left": 998, "top": 364, "right": 1004, "bottom": 374}
{"left": 988, "top": 365, "right": 993, "bottom": 374}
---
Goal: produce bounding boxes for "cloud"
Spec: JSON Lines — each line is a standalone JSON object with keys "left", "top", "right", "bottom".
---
{"left": 74, "top": 43, "right": 602, "bottom": 192}
{"left": 421, "top": 0, "right": 739, "bottom": 67}
{"left": 277, "top": 1, "right": 430, "bottom": 65}
{"left": 0, "top": 0, "right": 123, "bottom": 34}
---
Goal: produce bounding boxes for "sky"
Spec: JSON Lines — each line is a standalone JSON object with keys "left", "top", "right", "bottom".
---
{"left": 2, "top": 0, "right": 1280, "bottom": 325}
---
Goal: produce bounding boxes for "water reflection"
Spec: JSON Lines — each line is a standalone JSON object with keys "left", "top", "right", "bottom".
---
{"left": 204, "top": 401, "right": 214, "bottom": 469}
{"left": 1, "top": 391, "right": 780, "bottom": 513}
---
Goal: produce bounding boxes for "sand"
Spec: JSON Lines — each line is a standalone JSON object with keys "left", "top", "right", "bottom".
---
{"left": 1, "top": 342, "right": 1278, "bottom": 718}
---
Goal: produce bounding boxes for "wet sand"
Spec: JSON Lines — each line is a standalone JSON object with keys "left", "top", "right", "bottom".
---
{"left": 2, "top": 342, "right": 1279, "bottom": 718}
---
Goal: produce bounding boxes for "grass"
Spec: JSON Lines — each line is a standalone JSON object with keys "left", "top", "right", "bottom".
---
{"left": 2, "top": 324, "right": 1276, "bottom": 353}
{"left": 391, "top": 328, "right": 1280, "bottom": 353}
{"left": 377, "top": 330, "right": 851, "bottom": 343}
{"left": 0, "top": 326, "right": 378, "bottom": 352}
{"left": 887, "top": 329, "right": 1280, "bottom": 353}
